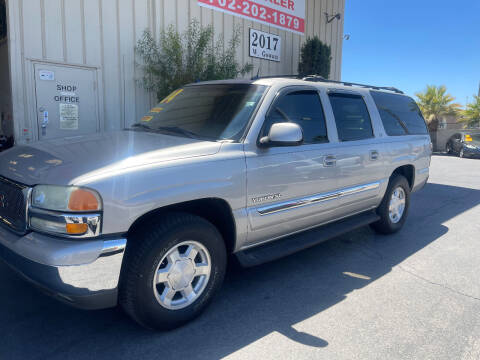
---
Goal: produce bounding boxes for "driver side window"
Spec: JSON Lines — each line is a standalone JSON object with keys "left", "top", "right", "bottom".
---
{"left": 262, "top": 90, "right": 328, "bottom": 144}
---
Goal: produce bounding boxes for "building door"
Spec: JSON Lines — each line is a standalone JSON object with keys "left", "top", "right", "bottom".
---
{"left": 34, "top": 64, "right": 98, "bottom": 140}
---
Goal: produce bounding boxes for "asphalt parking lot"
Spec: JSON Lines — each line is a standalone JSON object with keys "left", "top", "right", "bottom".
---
{"left": 1, "top": 154, "right": 479, "bottom": 360}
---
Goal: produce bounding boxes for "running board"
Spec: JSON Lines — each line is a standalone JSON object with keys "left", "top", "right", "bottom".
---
{"left": 235, "top": 211, "right": 380, "bottom": 267}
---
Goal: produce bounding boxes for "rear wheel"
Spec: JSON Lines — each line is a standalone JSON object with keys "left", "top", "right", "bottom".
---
{"left": 120, "top": 212, "right": 227, "bottom": 330}
{"left": 371, "top": 175, "right": 410, "bottom": 234}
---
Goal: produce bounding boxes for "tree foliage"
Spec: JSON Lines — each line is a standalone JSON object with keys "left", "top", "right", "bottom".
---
{"left": 461, "top": 95, "right": 480, "bottom": 127}
{"left": 415, "top": 85, "right": 462, "bottom": 131}
{"left": 136, "top": 20, "right": 253, "bottom": 101}
{"left": 298, "top": 36, "right": 331, "bottom": 78}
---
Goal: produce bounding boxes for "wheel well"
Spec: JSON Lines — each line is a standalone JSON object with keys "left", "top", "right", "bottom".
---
{"left": 127, "top": 198, "right": 236, "bottom": 254}
{"left": 391, "top": 165, "right": 415, "bottom": 190}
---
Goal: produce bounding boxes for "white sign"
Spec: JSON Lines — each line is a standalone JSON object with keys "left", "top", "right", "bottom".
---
{"left": 39, "top": 70, "right": 55, "bottom": 81}
{"left": 249, "top": 29, "right": 281, "bottom": 62}
{"left": 59, "top": 103, "right": 79, "bottom": 130}
{"left": 198, "top": 0, "right": 305, "bottom": 34}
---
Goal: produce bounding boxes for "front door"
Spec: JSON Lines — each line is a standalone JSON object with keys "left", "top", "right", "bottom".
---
{"left": 245, "top": 87, "right": 340, "bottom": 246}
{"left": 34, "top": 64, "right": 99, "bottom": 140}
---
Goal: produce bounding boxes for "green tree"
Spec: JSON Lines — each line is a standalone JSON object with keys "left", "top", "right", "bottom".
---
{"left": 461, "top": 95, "right": 480, "bottom": 127}
{"left": 136, "top": 20, "right": 253, "bottom": 101}
{"left": 298, "top": 36, "right": 331, "bottom": 78}
{"left": 415, "top": 85, "right": 462, "bottom": 132}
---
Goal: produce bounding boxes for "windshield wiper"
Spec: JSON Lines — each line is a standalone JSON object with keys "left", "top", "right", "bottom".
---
{"left": 155, "top": 126, "right": 199, "bottom": 139}
{"left": 128, "top": 124, "right": 209, "bottom": 140}
{"left": 129, "top": 123, "right": 153, "bottom": 131}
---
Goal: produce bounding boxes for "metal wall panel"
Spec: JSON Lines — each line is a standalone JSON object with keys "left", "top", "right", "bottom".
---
{"left": 7, "top": 0, "right": 345, "bottom": 143}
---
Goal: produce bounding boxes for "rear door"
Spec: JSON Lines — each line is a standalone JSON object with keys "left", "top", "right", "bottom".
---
{"left": 323, "top": 90, "right": 387, "bottom": 216}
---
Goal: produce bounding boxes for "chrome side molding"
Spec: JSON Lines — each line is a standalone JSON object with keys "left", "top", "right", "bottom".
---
{"left": 257, "top": 181, "right": 381, "bottom": 216}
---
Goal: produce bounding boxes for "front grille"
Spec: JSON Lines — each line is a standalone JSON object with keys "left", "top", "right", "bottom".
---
{"left": 0, "top": 177, "right": 28, "bottom": 233}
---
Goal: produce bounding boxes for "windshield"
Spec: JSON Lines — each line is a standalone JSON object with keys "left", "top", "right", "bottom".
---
{"left": 468, "top": 134, "right": 480, "bottom": 143}
{"left": 131, "top": 84, "right": 267, "bottom": 141}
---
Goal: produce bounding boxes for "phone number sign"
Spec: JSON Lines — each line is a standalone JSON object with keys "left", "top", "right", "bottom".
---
{"left": 198, "top": 0, "right": 305, "bottom": 34}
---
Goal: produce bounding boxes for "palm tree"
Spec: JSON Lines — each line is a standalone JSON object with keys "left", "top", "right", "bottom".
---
{"left": 461, "top": 95, "right": 480, "bottom": 128}
{"left": 415, "top": 85, "right": 462, "bottom": 132}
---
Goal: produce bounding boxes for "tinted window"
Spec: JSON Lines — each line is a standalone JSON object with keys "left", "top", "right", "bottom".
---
{"left": 131, "top": 84, "right": 266, "bottom": 141}
{"left": 263, "top": 90, "right": 328, "bottom": 144}
{"left": 370, "top": 91, "right": 428, "bottom": 135}
{"left": 328, "top": 93, "right": 374, "bottom": 141}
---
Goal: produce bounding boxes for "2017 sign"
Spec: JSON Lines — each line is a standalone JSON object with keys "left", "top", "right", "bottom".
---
{"left": 249, "top": 29, "right": 281, "bottom": 62}
{"left": 198, "top": 0, "right": 305, "bottom": 34}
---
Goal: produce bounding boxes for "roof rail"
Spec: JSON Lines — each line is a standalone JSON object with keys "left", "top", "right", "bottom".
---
{"left": 251, "top": 74, "right": 300, "bottom": 80}
{"left": 302, "top": 75, "right": 404, "bottom": 94}
{"left": 250, "top": 74, "right": 404, "bottom": 94}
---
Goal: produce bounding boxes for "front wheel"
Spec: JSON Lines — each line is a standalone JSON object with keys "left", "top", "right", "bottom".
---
{"left": 120, "top": 213, "right": 227, "bottom": 330}
{"left": 371, "top": 175, "right": 410, "bottom": 234}
{"left": 446, "top": 142, "right": 452, "bottom": 154}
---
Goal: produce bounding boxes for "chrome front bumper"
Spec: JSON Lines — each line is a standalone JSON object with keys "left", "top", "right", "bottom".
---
{"left": 0, "top": 225, "right": 126, "bottom": 310}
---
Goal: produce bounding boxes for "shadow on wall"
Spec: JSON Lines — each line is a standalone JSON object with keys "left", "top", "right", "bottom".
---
{"left": 0, "top": 182, "right": 479, "bottom": 359}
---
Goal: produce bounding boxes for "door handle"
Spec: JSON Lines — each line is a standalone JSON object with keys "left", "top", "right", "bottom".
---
{"left": 323, "top": 154, "right": 337, "bottom": 167}
{"left": 41, "top": 110, "right": 49, "bottom": 128}
{"left": 370, "top": 150, "right": 379, "bottom": 161}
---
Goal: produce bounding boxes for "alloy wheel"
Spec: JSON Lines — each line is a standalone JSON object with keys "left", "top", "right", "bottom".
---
{"left": 153, "top": 241, "right": 211, "bottom": 310}
{"left": 388, "top": 186, "right": 406, "bottom": 224}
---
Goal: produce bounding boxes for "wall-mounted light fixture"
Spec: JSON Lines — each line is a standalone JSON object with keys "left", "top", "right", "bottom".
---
{"left": 325, "top": 12, "right": 341, "bottom": 24}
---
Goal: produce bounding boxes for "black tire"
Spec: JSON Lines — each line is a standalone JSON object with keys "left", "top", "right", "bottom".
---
{"left": 371, "top": 175, "right": 410, "bottom": 234}
{"left": 119, "top": 212, "right": 227, "bottom": 330}
{"left": 446, "top": 142, "right": 452, "bottom": 154}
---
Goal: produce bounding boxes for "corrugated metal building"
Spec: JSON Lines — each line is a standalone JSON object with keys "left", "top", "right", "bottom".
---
{"left": 1, "top": 0, "right": 345, "bottom": 145}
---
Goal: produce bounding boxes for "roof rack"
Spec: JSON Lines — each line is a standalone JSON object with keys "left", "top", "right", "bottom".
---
{"left": 251, "top": 74, "right": 404, "bottom": 94}
{"left": 251, "top": 74, "right": 300, "bottom": 80}
{"left": 302, "top": 75, "right": 404, "bottom": 94}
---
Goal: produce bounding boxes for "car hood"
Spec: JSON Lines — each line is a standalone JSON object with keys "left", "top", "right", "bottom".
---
{"left": 0, "top": 131, "right": 222, "bottom": 186}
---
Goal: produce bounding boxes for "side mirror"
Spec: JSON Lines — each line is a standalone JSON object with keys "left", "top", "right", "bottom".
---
{"left": 259, "top": 122, "right": 303, "bottom": 147}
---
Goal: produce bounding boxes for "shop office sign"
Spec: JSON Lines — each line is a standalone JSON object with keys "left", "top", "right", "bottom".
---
{"left": 198, "top": 0, "right": 305, "bottom": 35}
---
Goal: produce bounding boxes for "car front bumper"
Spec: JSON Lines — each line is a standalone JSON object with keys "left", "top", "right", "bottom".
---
{"left": 0, "top": 225, "right": 126, "bottom": 310}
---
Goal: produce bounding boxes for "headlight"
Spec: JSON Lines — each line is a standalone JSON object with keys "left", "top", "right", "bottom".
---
{"left": 32, "top": 185, "right": 102, "bottom": 212}
{"left": 29, "top": 185, "right": 102, "bottom": 237}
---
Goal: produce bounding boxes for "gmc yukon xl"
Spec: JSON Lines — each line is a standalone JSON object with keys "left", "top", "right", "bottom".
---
{"left": 0, "top": 76, "right": 431, "bottom": 329}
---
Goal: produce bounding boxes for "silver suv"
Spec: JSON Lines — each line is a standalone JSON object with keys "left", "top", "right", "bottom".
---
{"left": 0, "top": 76, "right": 431, "bottom": 329}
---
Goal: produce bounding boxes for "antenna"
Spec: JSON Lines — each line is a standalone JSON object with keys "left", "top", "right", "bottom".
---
{"left": 251, "top": 64, "right": 262, "bottom": 80}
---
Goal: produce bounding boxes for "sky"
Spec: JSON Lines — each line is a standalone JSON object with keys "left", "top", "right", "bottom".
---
{"left": 341, "top": 0, "right": 480, "bottom": 106}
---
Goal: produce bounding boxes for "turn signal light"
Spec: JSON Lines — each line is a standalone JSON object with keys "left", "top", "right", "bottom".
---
{"left": 66, "top": 223, "right": 89, "bottom": 235}
{"left": 68, "top": 189, "right": 100, "bottom": 211}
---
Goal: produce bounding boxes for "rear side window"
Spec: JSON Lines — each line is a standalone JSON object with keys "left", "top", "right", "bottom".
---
{"left": 263, "top": 90, "right": 328, "bottom": 144}
{"left": 328, "top": 93, "right": 374, "bottom": 141}
{"left": 370, "top": 91, "right": 428, "bottom": 135}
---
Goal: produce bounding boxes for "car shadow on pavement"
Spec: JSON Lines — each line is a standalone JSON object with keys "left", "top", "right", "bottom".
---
{"left": 0, "top": 182, "right": 479, "bottom": 360}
